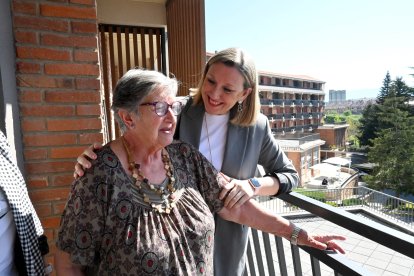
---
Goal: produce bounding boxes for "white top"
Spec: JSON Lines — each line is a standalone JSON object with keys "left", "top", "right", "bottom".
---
{"left": 0, "top": 188, "right": 18, "bottom": 276}
{"left": 199, "top": 113, "right": 229, "bottom": 171}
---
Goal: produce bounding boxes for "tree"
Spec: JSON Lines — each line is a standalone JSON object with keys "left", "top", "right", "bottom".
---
{"left": 364, "top": 97, "right": 414, "bottom": 197}
{"left": 376, "top": 71, "right": 392, "bottom": 104}
{"left": 345, "top": 115, "right": 361, "bottom": 148}
{"left": 343, "top": 110, "right": 352, "bottom": 117}
{"left": 358, "top": 104, "right": 380, "bottom": 147}
{"left": 359, "top": 72, "right": 391, "bottom": 147}
{"left": 359, "top": 74, "right": 413, "bottom": 147}
{"left": 324, "top": 112, "right": 346, "bottom": 124}
{"left": 390, "top": 77, "right": 412, "bottom": 101}
{"left": 389, "top": 77, "right": 414, "bottom": 116}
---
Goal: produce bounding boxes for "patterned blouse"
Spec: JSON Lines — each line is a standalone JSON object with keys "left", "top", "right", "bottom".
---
{"left": 57, "top": 141, "right": 225, "bottom": 275}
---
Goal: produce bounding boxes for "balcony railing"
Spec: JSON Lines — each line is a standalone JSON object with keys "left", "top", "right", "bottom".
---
{"left": 260, "top": 99, "right": 327, "bottom": 109}
{"left": 246, "top": 189, "right": 414, "bottom": 275}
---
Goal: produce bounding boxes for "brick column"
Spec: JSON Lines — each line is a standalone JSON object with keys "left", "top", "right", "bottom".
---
{"left": 12, "top": 0, "right": 103, "bottom": 263}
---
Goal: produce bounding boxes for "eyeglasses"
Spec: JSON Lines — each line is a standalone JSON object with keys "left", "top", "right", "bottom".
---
{"left": 140, "top": 101, "right": 183, "bottom": 117}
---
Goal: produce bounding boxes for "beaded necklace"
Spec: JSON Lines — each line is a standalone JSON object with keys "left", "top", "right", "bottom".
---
{"left": 121, "top": 136, "right": 176, "bottom": 214}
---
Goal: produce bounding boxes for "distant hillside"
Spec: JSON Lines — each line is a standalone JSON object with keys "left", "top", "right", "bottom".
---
{"left": 341, "top": 88, "right": 378, "bottom": 100}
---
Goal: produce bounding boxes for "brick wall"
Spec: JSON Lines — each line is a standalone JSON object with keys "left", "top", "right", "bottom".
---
{"left": 12, "top": 0, "right": 103, "bottom": 267}
{"left": 317, "top": 128, "right": 336, "bottom": 146}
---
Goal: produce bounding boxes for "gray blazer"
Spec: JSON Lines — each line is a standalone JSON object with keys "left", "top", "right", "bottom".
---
{"left": 175, "top": 99, "right": 299, "bottom": 276}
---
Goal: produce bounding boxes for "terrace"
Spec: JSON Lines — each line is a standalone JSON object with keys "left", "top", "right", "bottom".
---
{"left": 3, "top": 1, "right": 413, "bottom": 274}
{"left": 246, "top": 188, "right": 414, "bottom": 275}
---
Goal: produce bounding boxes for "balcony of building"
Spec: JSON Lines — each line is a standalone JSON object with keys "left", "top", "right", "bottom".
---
{"left": 260, "top": 98, "right": 326, "bottom": 108}
{"left": 258, "top": 82, "right": 325, "bottom": 93}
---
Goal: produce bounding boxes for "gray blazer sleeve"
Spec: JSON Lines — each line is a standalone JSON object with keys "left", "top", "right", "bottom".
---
{"left": 256, "top": 115, "right": 299, "bottom": 195}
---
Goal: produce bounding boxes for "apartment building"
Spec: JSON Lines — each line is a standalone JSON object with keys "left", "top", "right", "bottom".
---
{"left": 329, "top": 89, "right": 346, "bottom": 103}
{"left": 258, "top": 71, "right": 325, "bottom": 134}
{"left": 258, "top": 71, "right": 328, "bottom": 185}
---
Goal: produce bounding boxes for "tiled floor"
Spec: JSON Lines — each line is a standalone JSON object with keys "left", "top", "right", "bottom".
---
{"left": 276, "top": 217, "right": 414, "bottom": 275}
{"left": 252, "top": 196, "right": 414, "bottom": 275}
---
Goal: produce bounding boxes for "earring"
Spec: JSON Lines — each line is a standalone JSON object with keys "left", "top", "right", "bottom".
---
{"left": 237, "top": 100, "right": 243, "bottom": 113}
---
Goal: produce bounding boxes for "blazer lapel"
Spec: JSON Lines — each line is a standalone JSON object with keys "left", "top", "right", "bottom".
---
{"left": 179, "top": 101, "right": 205, "bottom": 149}
{"left": 221, "top": 123, "right": 249, "bottom": 179}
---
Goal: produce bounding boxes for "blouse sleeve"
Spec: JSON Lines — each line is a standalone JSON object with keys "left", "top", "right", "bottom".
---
{"left": 56, "top": 158, "right": 109, "bottom": 266}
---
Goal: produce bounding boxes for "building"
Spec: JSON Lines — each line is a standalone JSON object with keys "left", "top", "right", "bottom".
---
{"left": 329, "top": 89, "right": 346, "bottom": 103}
{"left": 258, "top": 71, "right": 325, "bottom": 134}
{"left": 257, "top": 71, "right": 327, "bottom": 186}
{"left": 317, "top": 123, "right": 349, "bottom": 159}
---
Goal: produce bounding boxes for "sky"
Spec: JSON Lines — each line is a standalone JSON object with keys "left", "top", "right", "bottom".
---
{"left": 205, "top": 0, "right": 414, "bottom": 100}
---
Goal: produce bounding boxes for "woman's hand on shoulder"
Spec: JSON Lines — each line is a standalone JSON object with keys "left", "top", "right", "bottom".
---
{"left": 74, "top": 142, "right": 102, "bottom": 178}
{"left": 219, "top": 174, "right": 255, "bottom": 209}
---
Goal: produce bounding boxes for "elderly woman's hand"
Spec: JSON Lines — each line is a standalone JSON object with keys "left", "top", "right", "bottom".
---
{"left": 297, "top": 229, "right": 346, "bottom": 254}
{"left": 219, "top": 175, "right": 255, "bottom": 209}
{"left": 73, "top": 142, "right": 102, "bottom": 178}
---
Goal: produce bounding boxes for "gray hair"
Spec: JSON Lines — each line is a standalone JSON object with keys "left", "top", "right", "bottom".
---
{"left": 111, "top": 68, "right": 178, "bottom": 132}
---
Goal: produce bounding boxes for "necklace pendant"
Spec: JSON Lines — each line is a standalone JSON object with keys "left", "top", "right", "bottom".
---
{"left": 122, "top": 137, "right": 178, "bottom": 215}
{"left": 144, "top": 195, "right": 150, "bottom": 203}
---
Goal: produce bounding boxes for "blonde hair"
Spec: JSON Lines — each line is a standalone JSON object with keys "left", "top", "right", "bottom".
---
{"left": 192, "top": 47, "right": 260, "bottom": 126}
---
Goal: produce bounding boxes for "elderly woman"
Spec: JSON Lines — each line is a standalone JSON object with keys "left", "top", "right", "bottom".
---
{"left": 59, "top": 68, "right": 345, "bottom": 275}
